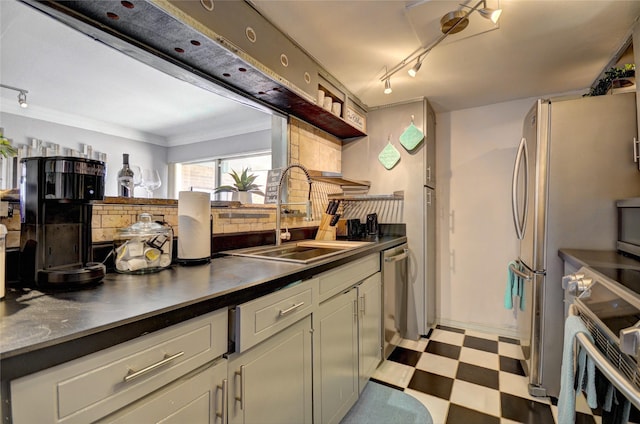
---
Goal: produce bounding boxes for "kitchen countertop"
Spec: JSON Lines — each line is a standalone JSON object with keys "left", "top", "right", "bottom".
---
{"left": 558, "top": 248, "right": 640, "bottom": 270}
{"left": 0, "top": 236, "right": 406, "bottom": 381}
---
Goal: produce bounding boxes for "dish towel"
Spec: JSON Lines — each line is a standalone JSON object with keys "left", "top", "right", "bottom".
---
{"left": 504, "top": 261, "right": 525, "bottom": 311}
{"left": 596, "top": 368, "right": 631, "bottom": 424}
{"left": 558, "top": 315, "right": 594, "bottom": 424}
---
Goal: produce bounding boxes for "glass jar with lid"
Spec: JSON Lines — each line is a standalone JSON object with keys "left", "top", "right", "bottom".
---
{"left": 114, "top": 213, "right": 173, "bottom": 274}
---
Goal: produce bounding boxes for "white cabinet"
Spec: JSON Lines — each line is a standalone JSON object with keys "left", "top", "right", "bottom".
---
{"left": 98, "top": 358, "right": 228, "bottom": 424}
{"left": 358, "top": 273, "right": 382, "bottom": 392}
{"left": 313, "top": 253, "right": 382, "bottom": 424}
{"left": 10, "top": 308, "right": 228, "bottom": 424}
{"left": 314, "top": 287, "right": 359, "bottom": 424}
{"left": 227, "top": 315, "right": 313, "bottom": 424}
{"left": 227, "top": 277, "right": 317, "bottom": 424}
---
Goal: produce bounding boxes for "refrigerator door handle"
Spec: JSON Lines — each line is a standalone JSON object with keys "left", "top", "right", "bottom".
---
{"left": 511, "top": 137, "right": 529, "bottom": 240}
{"left": 633, "top": 137, "right": 639, "bottom": 166}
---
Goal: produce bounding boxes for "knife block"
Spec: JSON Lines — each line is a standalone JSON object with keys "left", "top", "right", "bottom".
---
{"left": 315, "top": 213, "right": 336, "bottom": 241}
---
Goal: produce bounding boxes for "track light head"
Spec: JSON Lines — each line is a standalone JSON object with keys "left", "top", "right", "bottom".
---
{"left": 1, "top": 84, "right": 29, "bottom": 109}
{"left": 479, "top": 7, "right": 502, "bottom": 24}
{"left": 383, "top": 78, "right": 392, "bottom": 94}
{"left": 18, "top": 91, "right": 28, "bottom": 108}
{"left": 408, "top": 59, "right": 422, "bottom": 78}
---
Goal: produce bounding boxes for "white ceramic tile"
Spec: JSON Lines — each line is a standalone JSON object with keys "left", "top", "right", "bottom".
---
{"left": 415, "top": 352, "right": 458, "bottom": 379}
{"left": 575, "top": 392, "right": 595, "bottom": 414}
{"left": 404, "top": 388, "right": 450, "bottom": 424}
{"left": 465, "top": 329, "right": 499, "bottom": 341}
{"left": 459, "top": 346, "right": 500, "bottom": 370}
{"left": 550, "top": 404, "right": 558, "bottom": 424}
{"left": 399, "top": 337, "right": 429, "bottom": 352}
{"left": 501, "top": 418, "right": 523, "bottom": 424}
{"left": 449, "top": 379, "right": 501, "bottom": 417}
{"left": 430, "top": 329, "right": 465, "bottom": 346}
{"left": 498, "top": 341, "right": 524, "bottom": 359}
{"left": 372, "top": 360, "right": 415, "bottom": 388}
{"left": 498, "top": 370, "right": 551, "bottom": 404}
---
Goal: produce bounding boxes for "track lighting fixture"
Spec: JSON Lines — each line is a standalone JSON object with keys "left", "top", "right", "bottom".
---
{"left": 380, "top": 0, "right": 501, "bottom": 92}
{"left": 18, "top": 91, "right": 28, "bottom": 108}
{"left": 477, "top": 5, "right": 502, "bottom": 24}
{"left": 1, "top": 84, "right": 29, "bottom": 109}
{"left": 384, "top": 78, "right": 392, "bottom": 94}
{"left": 408, "top": 57, "right": 423, "bottom": 78}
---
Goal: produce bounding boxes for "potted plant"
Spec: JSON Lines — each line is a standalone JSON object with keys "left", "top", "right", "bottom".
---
{"left": 214, "top": 168, "right": 264, "bottom": 204}
{"left": 586, "top": 64, "right": 635, "bottom": 96}
{"left": 0, "top": 129, "right": 17, "bottom": 158}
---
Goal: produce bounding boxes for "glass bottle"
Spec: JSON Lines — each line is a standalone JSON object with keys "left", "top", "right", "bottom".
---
{"left": 117, "top": 153, "right": 135, "bottom": 197}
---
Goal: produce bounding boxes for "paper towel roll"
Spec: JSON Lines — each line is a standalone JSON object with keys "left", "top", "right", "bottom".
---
{"left": 178, "top": 191, "right": 211, "bottom": 264}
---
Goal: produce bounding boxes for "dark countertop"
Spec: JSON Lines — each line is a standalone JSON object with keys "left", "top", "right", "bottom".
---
{"left": 558, "top": 249, "right": 640, "bottom": 270}
{"left": 0, "top": 236, "right": 406, "bottom": 381}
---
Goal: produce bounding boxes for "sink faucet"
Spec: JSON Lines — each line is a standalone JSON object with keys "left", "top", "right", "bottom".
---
{"left": 276, "top": 164, "right": 313, "bottom": 245}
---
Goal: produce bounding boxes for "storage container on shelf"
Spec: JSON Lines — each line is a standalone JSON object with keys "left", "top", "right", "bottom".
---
{"left": 114, "top": 213, "right": 172, "bottom": 274}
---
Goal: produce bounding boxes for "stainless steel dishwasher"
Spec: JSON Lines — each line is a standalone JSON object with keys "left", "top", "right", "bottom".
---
{"left": 382, "top": 243, "right": 415, "bottom": 358}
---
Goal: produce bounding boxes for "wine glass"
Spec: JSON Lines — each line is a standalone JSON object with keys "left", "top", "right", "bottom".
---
{"left": 131, "top": 165, "right": 142, "bottom": 196}
{"left": 141, "top": 169, "right": 161, "bottom": 198}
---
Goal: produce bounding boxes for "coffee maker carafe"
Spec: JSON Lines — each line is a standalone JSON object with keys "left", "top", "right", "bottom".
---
{"left": 20, "top": 156, "right": 106, "bottom": 288}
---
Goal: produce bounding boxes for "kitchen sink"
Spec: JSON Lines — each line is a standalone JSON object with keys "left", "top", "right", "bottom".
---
{"left": 221, "top": 240, "right": 373, "bottom": 264}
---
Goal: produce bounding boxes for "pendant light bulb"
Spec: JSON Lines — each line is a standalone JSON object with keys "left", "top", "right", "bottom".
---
{"left": 408, "top": 59, "right": 422, "bottom": 78}
{"left": 384, "top": 78, "right": 392, "bottom": 94}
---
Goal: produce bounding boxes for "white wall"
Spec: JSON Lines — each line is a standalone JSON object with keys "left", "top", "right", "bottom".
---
{"left": 435, "top": 97, "right": 536, "bottom": 337}
{"left": 1, "top": 112, "right": 274, "bottom": 198}
{"left": 166, "top": 129, "right": 271, "bottom": 163}
{"left": 1, "top": 112, "right": 168, "bottom": 197}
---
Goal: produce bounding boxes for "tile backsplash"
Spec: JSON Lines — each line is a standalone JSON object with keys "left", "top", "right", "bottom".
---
{"left": 1, "top": 201, "right": 319, "bottom": 249}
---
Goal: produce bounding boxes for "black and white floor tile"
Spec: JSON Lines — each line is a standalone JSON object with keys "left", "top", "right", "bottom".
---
{"left": 371, "top": 324, "right": 640, "bottom": 424}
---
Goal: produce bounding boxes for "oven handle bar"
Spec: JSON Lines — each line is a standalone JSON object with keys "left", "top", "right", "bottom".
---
{"left": 569, "top": 305, "right": 640, "bottom": 410}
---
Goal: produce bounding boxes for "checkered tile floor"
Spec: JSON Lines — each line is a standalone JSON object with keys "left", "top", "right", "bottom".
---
{"left": 371, "top": 324, "right": 640, "bottom": 424}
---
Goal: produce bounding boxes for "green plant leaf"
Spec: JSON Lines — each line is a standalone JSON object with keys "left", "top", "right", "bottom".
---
{"left": 216, "top": 167, "right": 262, "bottom": 192}
{"left": 0, "top": 137, "right": 17, "bottom": 158}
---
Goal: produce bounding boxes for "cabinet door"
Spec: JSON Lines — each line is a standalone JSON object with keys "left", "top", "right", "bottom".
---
{"left": 358, "top": 273, "right": 382, "bottom": 392}
{"left": 313, "top": 289, "right": 359, "bottom": 424}
{"left": 99, "top": 358, "right": 227, "bottom": 424}
{"left": 425, "top": 101, "right": 436, "bottom": 187}
{"left": 228, "top": 315, "right": 312, "bottom": 424}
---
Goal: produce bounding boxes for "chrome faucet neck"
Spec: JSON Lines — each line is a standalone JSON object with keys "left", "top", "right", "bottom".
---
{"left": 276, "top": 164, "right": 313, "bottom": 246}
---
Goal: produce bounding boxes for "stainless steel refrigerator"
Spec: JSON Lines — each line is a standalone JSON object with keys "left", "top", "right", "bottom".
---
{"left": 511, "top": 92, "right": 640, "bottom": 398}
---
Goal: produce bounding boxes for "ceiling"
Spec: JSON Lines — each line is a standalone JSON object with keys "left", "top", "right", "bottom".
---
{"left": 1, "top": 0, "right": 638, "bottom": 145}
{"left": 0, "top": 0, "right": 273, "bottom": 147}
{"left": 250, "top": 0, "right": 640, "bottom": 112}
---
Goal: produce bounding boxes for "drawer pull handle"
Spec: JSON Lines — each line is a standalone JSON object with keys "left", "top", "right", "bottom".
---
{"left": 279, "top": 301, "right": 305, "bottom": 316}
{"left": 123, "top": 351, "right": 185, "bottom": 382}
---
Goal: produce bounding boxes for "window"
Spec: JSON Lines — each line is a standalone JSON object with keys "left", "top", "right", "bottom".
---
{"left": 178, "top": 153, "right": 271, "bottom": 202}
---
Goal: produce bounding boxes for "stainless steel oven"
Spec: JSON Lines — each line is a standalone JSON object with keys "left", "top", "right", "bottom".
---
{"left": 564, "top": 266, "right": 640, "bottom": 409}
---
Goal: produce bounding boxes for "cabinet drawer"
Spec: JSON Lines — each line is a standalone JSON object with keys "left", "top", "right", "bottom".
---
{"left": 98, "top": 358, "right": 227, "bottom": 424}
{"left": 318, "top": 254, "right": 380, "bottom": 303}
{"left": 235, "top": 278, "right": 318, "bottom": 352}
{"left": 11, "top": 308, "right": 227, "bottom": 424}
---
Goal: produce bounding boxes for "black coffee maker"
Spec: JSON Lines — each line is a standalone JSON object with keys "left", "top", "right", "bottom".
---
{"left": 19, "top": 156, "right": 106, "bottom": 288}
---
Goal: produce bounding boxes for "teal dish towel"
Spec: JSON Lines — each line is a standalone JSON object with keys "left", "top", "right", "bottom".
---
{"left": 558, "top": 315, "right": 594, "bottom": 424}
{"left": 505, "top": 261, "right": 525, "bottom": 310}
